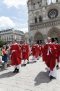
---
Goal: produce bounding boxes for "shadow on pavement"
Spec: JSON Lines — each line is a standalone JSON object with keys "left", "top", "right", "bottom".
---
{"left": 34, "top": 71, "right": 50, "bottom": 86}
{"left": 0, "top": 71, "right": 17, "bottom": 78}
{"left": 27, "top": 61, "right": 37, "bottom": 64}
{"left": 0, "top": 69, "right": 8, "bottom": 72}
{"left": 21, "top": 61, "right": 37, "bottom": 67}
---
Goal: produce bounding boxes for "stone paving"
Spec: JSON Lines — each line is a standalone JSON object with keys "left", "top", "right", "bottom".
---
{"left": 0, "top": 57, "right": 60, "bottom": 91}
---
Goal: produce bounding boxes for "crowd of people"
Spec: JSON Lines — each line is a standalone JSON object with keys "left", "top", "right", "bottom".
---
{"left": 0, "top": 37, "right": 60, "bottom": 80}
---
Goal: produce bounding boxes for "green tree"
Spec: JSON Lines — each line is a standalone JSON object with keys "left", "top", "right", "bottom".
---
{"left": 0, "top": 39, "right": 6, "bottom": 47}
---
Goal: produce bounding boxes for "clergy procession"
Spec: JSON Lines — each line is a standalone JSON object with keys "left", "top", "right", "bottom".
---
{"left": 0, "top": 37, "right": 60, "bottom": 80}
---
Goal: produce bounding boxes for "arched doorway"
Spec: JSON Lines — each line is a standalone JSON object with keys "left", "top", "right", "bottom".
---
{"left": 48, "top": 27, "right": 60, "bottom": 43}
{"left": 34, "top": 32, "right": 44, "bottom": 44}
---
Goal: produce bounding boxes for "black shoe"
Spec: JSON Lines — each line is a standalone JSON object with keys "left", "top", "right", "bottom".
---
{"left": 50, "top": 76, "right": 56, "bottom": 80}
{"left": 16, "top": 69, "right": 19, "bottom": 73}
{"left": 56, "top": 65, "right": 59, "bottom": 70}
{"left": 13, "top": 68, "right": 17, "bottom": 73}
{"left": 24, "top": 64, "right": 26, "bottom": 66}
{"left": 21, "top": 64, "right": 26, "bottom": 67}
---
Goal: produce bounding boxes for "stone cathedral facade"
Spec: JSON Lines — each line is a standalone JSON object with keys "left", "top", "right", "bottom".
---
{"left": 27, "top": 0, "right": 60, "bottom": 44}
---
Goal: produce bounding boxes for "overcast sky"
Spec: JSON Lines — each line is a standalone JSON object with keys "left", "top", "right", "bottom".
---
{"left": 0, "top": 0, "right": 56, "bottom": 33}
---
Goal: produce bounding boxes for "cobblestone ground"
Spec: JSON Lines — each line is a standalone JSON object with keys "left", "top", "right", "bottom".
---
{"left": 0, "top": 56, "right": 60, "bottom": 91}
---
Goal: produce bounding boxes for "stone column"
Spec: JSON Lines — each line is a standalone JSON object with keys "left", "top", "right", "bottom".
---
{"left": 42, "top": 0, "right": 47, "bottom": 6}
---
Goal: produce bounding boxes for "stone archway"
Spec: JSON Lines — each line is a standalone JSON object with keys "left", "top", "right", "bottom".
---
{"left": 34, "top": 32, "right": 44, "bottom": 44}
{"left": 48, "top": 27, "right": 60, "bottom": 43}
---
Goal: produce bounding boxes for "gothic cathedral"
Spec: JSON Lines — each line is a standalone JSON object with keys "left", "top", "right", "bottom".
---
{"left": 27, "top": 0, "right": 60, "bottom": 44}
